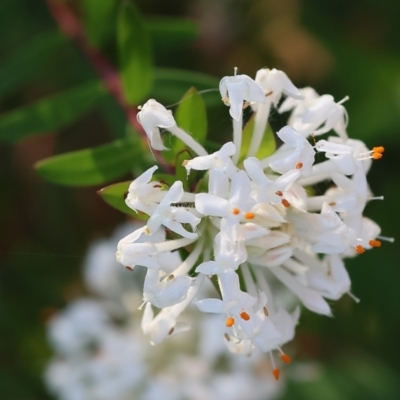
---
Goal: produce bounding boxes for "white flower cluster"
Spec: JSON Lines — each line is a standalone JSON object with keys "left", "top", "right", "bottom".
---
{"left": 116, "top": 67, "right": 390, "bottom": 379}
{"left": 45, "top": 224, "right": 287, "bottom": 400}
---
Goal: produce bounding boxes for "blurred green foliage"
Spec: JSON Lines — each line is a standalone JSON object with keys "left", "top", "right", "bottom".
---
{"left": 0, "top": 0, "right": 400, "bottom": 399}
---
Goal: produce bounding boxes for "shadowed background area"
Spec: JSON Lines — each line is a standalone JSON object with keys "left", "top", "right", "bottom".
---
{"left": 1, "top": 0, "right": 400, "bottom": 398}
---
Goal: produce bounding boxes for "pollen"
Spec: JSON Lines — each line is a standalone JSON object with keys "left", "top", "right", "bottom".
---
{"left": 275, "top": 191, "right": 283, "bottom": 196}
{"left": 369, "top": 239, "right": 381, "bottom": 247}
{"left": 296, "top": 162, "right": 303, "bottom": 169}
{"left": 355, "top": 245, "right": 365, "bottom": 254}
{"left": 280, "top": 353, "right": 292, "bottom": 364}
{"left": 226, "top": 317, "right": 235, "bottom": 327}
{"left": 232, "top": 208, "right": 241, "bottom": 215}
{"left": 373, "top": 146, "right": 385, "bottom": 154}
{"left": 282, "top": 199, "right": 291, "bottom": 208}
{"left": 240, "top": 311, "right": 250, "bottom": 321}
{"left": 244, "top": 212, "right": 255, "bottom": 220}
{"left": 272, "top": 368, "right": 280, "bottom": 381}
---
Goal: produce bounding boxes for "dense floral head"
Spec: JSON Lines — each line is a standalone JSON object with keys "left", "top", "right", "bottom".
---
{"left": 115, "top": 67, "right": 390, "bottom": 380}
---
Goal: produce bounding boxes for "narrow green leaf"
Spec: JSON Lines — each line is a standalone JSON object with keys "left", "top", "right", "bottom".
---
{"left": 99, "top": 181, "right": 138, "bottom": 217}
{"left": 163, "top": 87, "right": 207, "bottom": 164}
{"left": 35, "top": 137, "right": 144, "bottom": 186}
{"left": 118, "top": 1, "right": 153, "bottom": 104}
{"left": 147, "top": 18, "right": 198, "bottom": 49}
{"left": 82, "top": 0, "right": 117, "bottom": 47}
{"left": 152, "top": 68, "right": 220, "bottom": 107}
{"left": 0, "top": 31, "right": 66, "bottom": 98}
{"left": 0, "top": 81, "right": 105, "bottom": 143}
{"left": 239, "top": 114, "right": 276, "bottom": 163}
{"left": 99, "top": 181, "right": 148, "bottom": 220}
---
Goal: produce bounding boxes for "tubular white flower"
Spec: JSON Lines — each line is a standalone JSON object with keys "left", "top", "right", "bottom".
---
{"left": 147, "top": 181, "right": 200, "bottom": 239}
{"left": 219, "top": 71, "right": 265, "bottom": 121}
{"left": 137, "top": 99, "right": 176, "bottom": 150}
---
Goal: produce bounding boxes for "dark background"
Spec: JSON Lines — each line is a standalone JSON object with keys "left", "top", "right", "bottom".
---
{"left": 1, "top": 0, "right": 400, "bottom": 398}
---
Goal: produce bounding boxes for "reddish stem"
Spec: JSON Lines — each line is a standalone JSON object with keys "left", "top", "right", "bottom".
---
{"left": 45, "top": 0, "right": 171, "bottom": 170}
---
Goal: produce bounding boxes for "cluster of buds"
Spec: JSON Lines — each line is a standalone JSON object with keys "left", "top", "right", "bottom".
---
{"left": 116, "top": 67, "right": 391, "bottom": 379}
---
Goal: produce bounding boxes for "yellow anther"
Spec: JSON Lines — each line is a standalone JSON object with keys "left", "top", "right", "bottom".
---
{"left": 240, "top": 311, "right": 250, "bottom": 321}
{"left": 226, "top": 317, "right": 235, "bottom": 327}
{"left": 369, "top": 239, "right": 381, "bottom": 248}
{"left": 355, "top": 245, "right": 365, "bottom": 254}
{"left": 232, "top": 208, "right": 240, "bottom": 215}
{"left": 244, "top": 212, "right": 255, "bottom": 220}
{"left": 281, "top": 199, "right": 290, "bottom": 208}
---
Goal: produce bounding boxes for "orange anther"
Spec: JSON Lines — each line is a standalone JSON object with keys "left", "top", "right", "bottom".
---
{"left": 296, "top": 162, "right": 303, "bottom": 169}
{"left": 275, "top": 191, "right": 283, "bottom": 196}
{"left": 369, "top": 239, "right": 381, "bottom": 247}
{"left": 372, "top": 152, "right": 383, "bottom": 160}
{"left": 280, "top": 353, "right": 292, "bottom": 364}
{"left": 226, "top": 317, "right": 235, "bottom": 327}
{"left": 355, "top": 245, "right": 365, "bottom": 254}
{"left": 240, "top": 311, "right": 250, "bottom": 321}
{"left": 244, "top": 212, "right": 255, "bottom": 220}
{"left": 281, "top": 199, "right": 290, "bottom": 208}
{"left": 373, "top": 146, "right": 385, "bottom": 154}
{"left": 272, "top": 368, "right": 280, "bottom": 380}
{"left": 232, "top": 208, "right": 240, "bottom": 215}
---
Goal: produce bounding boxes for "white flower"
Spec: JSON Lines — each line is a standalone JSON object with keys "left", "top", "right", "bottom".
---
{"left": 254, "top": 68, "right": 303, "bottom": 108}
{"left": 260, "top": 126, "right": 315, "bottom": 175}
{"left": 147, "top": 181, "right": 200, "bottom": 239}
{"left": 219, "top": 71, "right": 265, "bottom": 120}
{"left": 143, "top": 268, "right": 192, "bottom": 308}
{"left": 137, "top": 99, "right": 176, "bottom": 150}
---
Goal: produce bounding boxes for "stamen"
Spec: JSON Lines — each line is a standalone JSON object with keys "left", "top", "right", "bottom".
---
{"left": 275, "top": 191, "right": 283, "bottom": 196}
{"left": 329, "top": 202, "right": 337, "bottom": 206}
{"left": 138, "top": 300, "right": 147, "bottom": 310}
{"left": 234, "top": 66, "right": 238, "bottom": 76}
{"left": 232, "top": 207, "right": 241, "bottom": 215}
{"left": 281, "top": 199, "right": 291, "bottom": 208}
{"left": 263, "top": 306, "right": 269, "bottom": 316}
{"left": 265, "top": 90, "right": 273, "bottom": 97}
{"left": 347, "top": 291, "right": 360, "bottom": 303}
{"left": 272, "top": 369, "right": 280, "bottom": 381}
{"left": 377, "top": 235, "right": 395, "bottom": 243}
{"left": 168, "top": 327, "right": 175, "bottom": 335}
{"left": 369, "top": 239, "right": 381, "bottom": 248}
{"left": 167, "top": 274, "right": 175, "bottom": 281}
{"left": 244, "top": 212, "right": 255, "bottom": 220}
{"left": 125, "top": 265, "right": 134, "bottom": 271}
{"left": 372, "top": 152, "right": 383, "bottom": 160}
{"left": 373, "top": 146, "right": 385, "bottom": 154}
{"left": 269, "top": 352, "right": 279, "bottom": 380}
{"left": 224, "top": 333, "right": 231, "bottom": 342}
{"left": 153, "top": 184, "right": 162, "bottom": 188}
{"left": 369, "top": 196, "right": 384, "bottom": 201}
{"left": 240, "top": 311, "right": 250, "bottom": 321}
{"left": 295, "top": 162, "right": 303, "bottom": 169}
{"left": 337, "top": 95, "right": 349, "bottom": 105}
{"left": 226, "top": 317, "right": 235, "bottom": 327}
{"left": 280, "top": 353, "right": 292, "bottom": 364}
{"left": 355, "top": 245, "right": 365, "bottom": 254}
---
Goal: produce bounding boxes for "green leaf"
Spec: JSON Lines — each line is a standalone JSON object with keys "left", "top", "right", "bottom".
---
{"left": 0, "top": 31, "right": 66, "bottom": 98}
{"left": 152, "top": 68, "right": 220, "bottom": 107}
{"left": 0, "top": 81, "right": 106, "bottom": 143}
{"left": 82, "top": 0, "right": 117, "bottom": 47}
{"left": 163, "top": 87, "right": 207, "bottom": 164}
{"left": 117, "top": 1, "right": 153, "bottom": 105}
{"left": 99, "top": 181, "right": 148, "bottom": 220}
{"left": 147, "top": 18, "right": 198, "bottom": 49}
{"left": 238, "top": 114, "right": 276, "bottom": 163}
{"left": 99, "top": 181, "right": 138, "bottom": 217}
{"left": 35, "top": 137, "right": 144, "bottom": 186}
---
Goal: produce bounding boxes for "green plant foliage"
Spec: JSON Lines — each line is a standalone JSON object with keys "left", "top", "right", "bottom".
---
{"left": 82, "top": 0, "right": 116, "bottom": 47}
{"left": 147, "top": 18, "right": 198, "bottom": 49}
{"left": 99, "top": 180, "right": 147, "bottom": 220}
{"left": 163, "top": 87, "right": 207, "bottom": 164}
{"left": 152, "top": 68, "right": 220, "bottom": 107}
{"left": 238, "top": 114, "right": 276, "bottom": 162}
{"left": 35, "top": 137, "right": 145, "bottom": 186}
{"left": 117, "top": 1, "right": 153, "bottom": 105}
{"left": 0, "top": 81, "right": 106, "bottom": 143}
{"left": 0, "top": 31, "right": 66, "bottom": 98}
